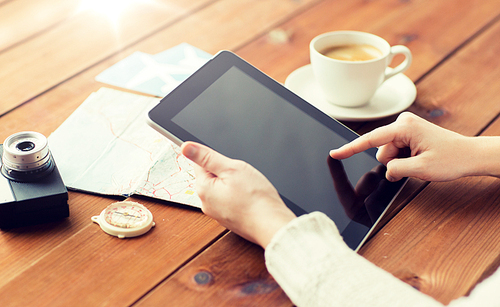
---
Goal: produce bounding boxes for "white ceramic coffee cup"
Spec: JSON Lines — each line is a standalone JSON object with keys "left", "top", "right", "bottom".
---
{"left": 310, "top": 31, "right": 412, "bottom": 107}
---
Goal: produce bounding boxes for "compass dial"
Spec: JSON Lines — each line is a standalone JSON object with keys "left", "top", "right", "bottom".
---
{"left": 104, "top": 204, "right": 149, "bottom": 228}
{"left": 92, "top": 201, "right": 155, "bottom": 238}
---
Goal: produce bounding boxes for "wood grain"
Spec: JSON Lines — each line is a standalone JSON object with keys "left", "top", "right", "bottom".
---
{"left": 2, "top": 0, "right": 500, "bottom": 306}
{"left": 0, "top": 0, "right": 318, "bottom": 143}
{"left": 0, "top": 0, "right": 211, "bottom": 116}
{"left": 103, "top": 0, "right": 321, "bottom": 56}
{"left": 0, "top": 1, "right": 322, "bottom": 306}
{"left": 359, "top": 21, "right": 500, "bottom": 304}
{"left": 0, "top": 195, "right": 224, "bottom": 307}
{"left": 235, "top": 0, "right": 500, "bottom": 136}
{"left": 407, "top": 19, "right": 500, "bottom": 135}
{"left": 136, "top": 233, "right": 292, "bottom": 307}
{"left": 358, "top": 10, "right": 500, "bottom": 135}
{"left": 134, "top": 1, "right": 500, "bottom": 305}
{"left": 0, "top": 0, "right": 80, "bottom": 52}
{"left": 360, "top": 175, "right": 500, "bottom": 304}
{"left": 237, "top": 0, "right": 500, "bottom": 84}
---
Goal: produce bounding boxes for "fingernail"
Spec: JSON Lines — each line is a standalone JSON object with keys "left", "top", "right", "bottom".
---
{"left": 183, "top": 143, "right": 198, "bottom": 159}
{"left": 329, "top": 150, "right": 335, "bottom": 156}
{"left": 387, "top": 175, "right": 396, "bottom": 182}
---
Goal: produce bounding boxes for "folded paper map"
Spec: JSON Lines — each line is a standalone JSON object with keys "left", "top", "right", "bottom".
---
{"left": 48, "top": 43, "right": 214, "bottom": 208}
{"left": 49, "top": 87, "right": 201, "bottom": 207}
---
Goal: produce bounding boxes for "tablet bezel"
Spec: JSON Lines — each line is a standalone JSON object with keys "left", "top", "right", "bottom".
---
{"left": 148, "top": 51, "right": 368, "bottom": 151}
{"left": 147, "top": 50, "right": 405, "bottom": 251}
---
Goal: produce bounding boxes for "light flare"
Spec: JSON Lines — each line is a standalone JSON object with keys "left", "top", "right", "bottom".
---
{"left": 77, "top": 0, "right": 144, "bottom": 25}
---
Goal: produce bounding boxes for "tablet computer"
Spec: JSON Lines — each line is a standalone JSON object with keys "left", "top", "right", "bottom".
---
{"left": 147, "top": 50, "right": 406, "bottom": 251}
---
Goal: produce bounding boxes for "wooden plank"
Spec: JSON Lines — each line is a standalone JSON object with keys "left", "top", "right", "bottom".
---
{"left": 236, "top": 0, "right": 500, "bottom": 84}
{"left": 0, "top": 0, "right": 320, "bottom": 304}
{"left": 0, "top": 0, "right": 81, "bottom": 52}
{"left": 406, "top": 19, "right": 500, "bottom": 135}
{"left": 111, "top": 0, "right": 321, "bottom": 56}
{"left": 350, "top": 6, "right": 500, "bottom": 236}
{"left": 359, "top": 19, "right": 500, "bottom": 135}
{"left": 0, "top": 192, "right": 101, "bottom": 288}
{"left": 3, "top": 0, "right": 499, "bottom": 305}
{"left": 360, "top": 175, "right": 500, "bottom": 304}
{"left": 132, "top": 0, "right": 500, "bottom": 305}
{"left": 483, "top": 116, "right": 500, "bottom": 137}
{"left": 132, "top": 180, "right": 422, "bottom": 307}
{"left": 236, "top": 0, "right": 500, "bottom": 133}
{"left": 0, "top": 0, "right": 319, "bottom": 118}
{"left": 0, "top": 195, "right": 225, "bottom": 307}
{"left": 0, "top": 0, "right": 211, "bottom": 116}
{"left": 363, "top": 104, "right": 500, "bottom": 303}
{"left": 354, "top": 14, "right": 500, "bottom": 305}
{"left": 358, "top": 20, "right": 500, "bottom": 305}
{"left": 0, "top": 0, "right": 212, "bottom": 51}
{"left": 136, "top": 233, "right": 292, "bottom": 307}
{"left": 0, "top": 0, "right": 320, "bottom": 142}
{"left": 361, "top": 15, "right": 500, "bottom": 241}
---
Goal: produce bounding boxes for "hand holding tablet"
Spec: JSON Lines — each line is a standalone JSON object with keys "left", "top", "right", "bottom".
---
{"left": 148, "top": 50, "right": 406, "bottom": 250}
{"left": 181, "top": 141, "right": 296, "bottom": 248}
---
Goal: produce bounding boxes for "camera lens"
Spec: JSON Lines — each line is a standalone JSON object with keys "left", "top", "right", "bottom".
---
{"left": 1, "top": 131, "right": 54, "bottom": 181}
{"left": 16, "top": 141, "right": 35, "bottom": 152}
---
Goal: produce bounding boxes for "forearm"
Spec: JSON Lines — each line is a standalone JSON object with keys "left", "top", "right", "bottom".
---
{"left": 265, "top": 212, "right": 442, "bottom": 307}
{"left": 266, "top": 212, "right": 500, "bottom": 307}
{"left": 466, "top": 136, "right": 500, "bottom": 178}
{"left": 252, "top": 201, "right": 296, "bottom": 248}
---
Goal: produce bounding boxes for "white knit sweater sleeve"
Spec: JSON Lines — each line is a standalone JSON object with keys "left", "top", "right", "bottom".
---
{"left": 264, "top": 212, "right": 500, "bottom": 307}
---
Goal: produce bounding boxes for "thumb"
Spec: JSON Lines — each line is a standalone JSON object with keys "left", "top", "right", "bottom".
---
{"left": 181, "top": 141, "right": 230, "bottom": 176}
{"left": 385, "top": 158, "right": 416, "bottom": 182}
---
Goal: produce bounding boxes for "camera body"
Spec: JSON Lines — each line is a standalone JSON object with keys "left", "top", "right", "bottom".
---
{"left": 0, "top": 132, "right": 68, "bottom": 229}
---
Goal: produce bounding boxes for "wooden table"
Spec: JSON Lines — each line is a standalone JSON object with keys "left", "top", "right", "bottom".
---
{"left": 1, "top": 0, "right": 500, "bottom": 305}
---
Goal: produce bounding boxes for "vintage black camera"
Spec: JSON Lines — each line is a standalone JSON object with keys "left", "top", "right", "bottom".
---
{"left": 0, "top": 132, "right": 69, "bottom": 229}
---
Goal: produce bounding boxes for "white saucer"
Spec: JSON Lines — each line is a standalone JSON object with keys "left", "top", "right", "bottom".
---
{"left": 284, "top": 64, "right": 416, "bottom": 121}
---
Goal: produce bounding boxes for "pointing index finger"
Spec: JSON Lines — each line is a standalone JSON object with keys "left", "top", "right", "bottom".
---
{"left": 330, "top": 125, "right": 399, "bottom": 159}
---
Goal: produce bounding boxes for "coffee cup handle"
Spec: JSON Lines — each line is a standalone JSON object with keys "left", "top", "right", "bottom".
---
{"left": 384, "top": 45, "right": 412, "bottom": 81}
